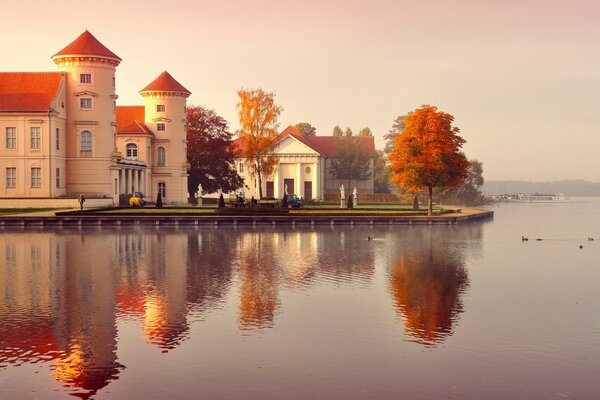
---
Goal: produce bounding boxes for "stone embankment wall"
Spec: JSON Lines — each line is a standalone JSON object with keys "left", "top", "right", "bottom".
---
{"left": 0, "top": 198, "right": 113, "bottom": 209}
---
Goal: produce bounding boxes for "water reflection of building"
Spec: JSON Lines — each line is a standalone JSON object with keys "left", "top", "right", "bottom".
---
{"left": 0, "top": 231, "right": 123, "bottom": 398}
{"left": 388, "top": 227, "right": 479, "bottom": 346}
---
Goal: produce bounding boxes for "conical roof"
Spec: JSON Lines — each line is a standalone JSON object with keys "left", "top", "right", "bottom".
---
{"left": 52, "top": 30, "right": 121, "bottom": 62}
{"left": 140, "top": 71, "right": 191, "bottom": 95}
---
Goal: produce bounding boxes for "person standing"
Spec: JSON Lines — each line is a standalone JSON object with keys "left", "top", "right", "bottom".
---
{"left": 78, "top": 194, "right": 86, "bottom": 210}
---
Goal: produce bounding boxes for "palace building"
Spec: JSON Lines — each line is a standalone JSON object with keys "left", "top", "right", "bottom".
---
{"left": 0, "top": 31, "right": 190, "bottom": 204}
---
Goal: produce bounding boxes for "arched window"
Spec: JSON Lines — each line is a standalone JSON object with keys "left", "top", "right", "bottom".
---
{"left": 158, "top": 182, "right": 166, "bottom": 201}
{"left": 157, "top": 147, "right": 166, "bottom": 166}
{"left": 80, "top": 131, "right": 92, "bottom": 152}
{"left": 126, "top": 143, "right": 138, "bottom": 159}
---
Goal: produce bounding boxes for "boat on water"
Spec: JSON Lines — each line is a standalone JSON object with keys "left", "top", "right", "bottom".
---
{"left": 491, "top": 193, "right": 569, "bottom": 202}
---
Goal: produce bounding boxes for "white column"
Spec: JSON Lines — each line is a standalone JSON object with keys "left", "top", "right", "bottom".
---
{"left": 313, "top": 161, "right": 318, "bottom": 200}
{"left": 274, "top": 163, "right": 280, "bottom": 198}
{"left": 127, "top": 169, "right": 132, "bottom": 194}
{"left": 296, "top": 162, "right": 302, "bottom": 197}
{"left": 140, "top": 169, "right": 145, "bottom": 195}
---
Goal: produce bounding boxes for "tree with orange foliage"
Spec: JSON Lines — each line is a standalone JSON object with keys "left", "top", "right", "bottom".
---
{"left": 237, "top": 88, "right": 282, "bottom": 199}
{"left": 388, "top": 105, "right": 469, "bottom": 215}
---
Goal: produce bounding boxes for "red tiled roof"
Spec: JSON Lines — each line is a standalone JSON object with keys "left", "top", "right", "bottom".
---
{"left": 52, "top": 30, "right": 121, "bottom": 62}
{"left": 305, "top": 135, "right": 376, "bottom": 157}
{"left": 0, "top": 72, "right": 63, "bottom": 112}
{"left": 115, "top": 105, "right": 153, "bottom": 135}
{"left": 233, "top": 126, "right": 375, "bottom": 158}
{"left": 140, "top": 71, "right": 191, "bottom": 95}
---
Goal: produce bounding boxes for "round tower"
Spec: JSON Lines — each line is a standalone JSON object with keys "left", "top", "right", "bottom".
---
{"left": 140, "top": 71, "right": 191, "bottom": 204}
{"left": 52, "top": 31, "right": 121, "bottom": 197}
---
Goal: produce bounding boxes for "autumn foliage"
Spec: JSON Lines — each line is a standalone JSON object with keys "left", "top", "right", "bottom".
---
{"left": 388, "top": 105, "right": 469, "bottom": 215}
{"left": 237, "top": 89, "right": 282, "bottom": 199}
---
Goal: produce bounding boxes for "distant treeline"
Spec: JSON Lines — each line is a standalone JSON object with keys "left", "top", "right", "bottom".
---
{"left": 482, "top": 180, "right": 600, "bottom": 197}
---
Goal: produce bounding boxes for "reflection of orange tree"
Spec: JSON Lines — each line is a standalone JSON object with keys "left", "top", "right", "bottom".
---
{"left": 389, "top": 230, "right": 469, "bottom": 346}
{"left": 238, "top": 233, "right": 279, "bottom": 329}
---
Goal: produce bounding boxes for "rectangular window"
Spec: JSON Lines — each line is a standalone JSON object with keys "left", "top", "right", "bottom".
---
{"left": 157, "top": 123, "right": 166, "bottom": 131}
{"left": 156, "top": 104, "right": 166, "bottom": 112}
{"left": 6, "top": 127, "right": 16, "bottom": 149}
{"left": 80, "top": 73, "right": 92, "bottom": 84}
{"left": 56, "top": 168, "right": 60, "bottom": 189}
{"left": 239, "top": 163, "right": 244, "bottom": 173}
{"left": 30, "top": 127, "right": 41, "bottom": 149}
{"left": 80, "top": 131, "right": 92, "bottom": 152}
{"left": 80, "top": 98, "right": 92, "bottom": 109}
{"left": 31, "top": 167, "right": 41, "bottom": 188}
{"left": 56, "top": 128, "right": 60, "bottom": 150}
{"left": 6, "top": 167, "right": 16, "bottom": 188}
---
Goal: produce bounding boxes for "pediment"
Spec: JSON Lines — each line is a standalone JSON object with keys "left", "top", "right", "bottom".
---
{"left": 274, "top": 135, "right": 320, "bottom": 156}
{"left": 73, "top": 90, "right": 98, "bottom": 97}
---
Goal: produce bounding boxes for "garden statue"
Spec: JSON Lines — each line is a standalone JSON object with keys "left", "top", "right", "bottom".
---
{"left": 340, "top": 184, "right": 345, "bottom": 209}
{"left": 353, "top": 187, "right": 358, "bottom": 207}
{"left": 197, "top": 184, "right": 203, "bottom": 207}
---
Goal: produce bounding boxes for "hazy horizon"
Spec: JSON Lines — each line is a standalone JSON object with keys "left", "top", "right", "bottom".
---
{"left": 3, "top": 0, "right": 598, "bottom": 181}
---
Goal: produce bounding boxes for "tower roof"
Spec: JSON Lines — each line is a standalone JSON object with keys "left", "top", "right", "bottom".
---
{"left": 140, "top": 71, "right": 191, "bottom": 96}
{"left": 52, "top": 30, "right": 121, "bottom": 63}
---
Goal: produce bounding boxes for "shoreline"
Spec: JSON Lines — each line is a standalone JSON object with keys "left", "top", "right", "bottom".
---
{"left": 0, "top": 208, "right": 493, "bottom": 228}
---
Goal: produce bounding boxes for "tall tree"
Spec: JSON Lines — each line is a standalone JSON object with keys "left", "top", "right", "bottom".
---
{"left": 332, "top": 126, "right": 343, "bottom": 137}
{"left": 436, "top": 159, "right": 487, "bottom": 206}
{"left": 384, "top": 115, "right": 406, "bottom": 155}
{"left": 329, "top": 136, "right": 371, "bottom": 191}
{"left": 186, "top": 106, "right": 243, "bottom": 197}
{"left": 388, "top": 105, "right": 469, "bottom": 215}
{"left": 358, "top": 127, "right": 373, "bottom": 137}
{"left": 373, "top": 149, "right": 391, "bottom": 193}
{"left": 237, "top": 88, "right": 282, "bottom": 199}
{"left": 344, "top": 127, "right": 353, "bottom": 137}
{"left": 293, "top": 122, "right": 317, "bottom": 137}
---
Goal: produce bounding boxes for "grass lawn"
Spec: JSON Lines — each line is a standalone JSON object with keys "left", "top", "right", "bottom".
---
{"left": 0, "top": 208, "right": 63, "bottom": 215}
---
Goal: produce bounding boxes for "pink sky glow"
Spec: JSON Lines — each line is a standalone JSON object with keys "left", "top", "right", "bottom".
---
{"left": 2, "top": 0, "right": 599, "bottom": 181}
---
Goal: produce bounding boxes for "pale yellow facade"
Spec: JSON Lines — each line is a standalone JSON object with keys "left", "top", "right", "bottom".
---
{"left": 0, "top": 31, "right": 190, "bottom": 205}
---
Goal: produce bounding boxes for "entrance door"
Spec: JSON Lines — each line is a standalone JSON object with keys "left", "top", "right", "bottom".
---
{"left": 304, "top": 181, "right": 312, "bottom": 200}
{"left": 266, "top": 181, "right": 274, "bottom": 198}
{"left": 284, "top": 179, "right": 294, "bottom": 195}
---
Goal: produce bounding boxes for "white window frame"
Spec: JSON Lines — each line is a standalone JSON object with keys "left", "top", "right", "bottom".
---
{"left": 80, "top": 131, "right": 92, "bottom": 152}
{"left": 6, "top": 127, "right": 16, "bottom": 149}
{"left": 157, "top": 123, "right": 166, "bottom": 132}
{"left": 158, "top": 182, "right": 166, "bottom": 199}
{"left": 80, "top": 98, "right": 92, "bottom": 109}
{"left": 30, "top": 127, "right": 41, "bottom": 150}
{"left": 6, "top": 167, "right": 16, "bottom": 188}
{"left": 31, "top": 167, "right": 41, "bottom": 188}
{"left": 80, "top": 73, "right": 92, "bottom": 84}
{"left": 126, "top": 143, "right": 138, "bottom": 158}
{"left": 156, "top": 104, "right": 166, "bottom": 112}
{"left": 157, "top": 147, "right": 166, "bottom": 166}
{"left": 239, "top": 163, "right": 244, "bottom": 173}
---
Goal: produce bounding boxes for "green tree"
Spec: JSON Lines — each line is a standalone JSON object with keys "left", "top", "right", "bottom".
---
{"left": 293, "top": 122, "right": 317, "bottom": 137}
{"left": 329, "top": 136, "right": 371, "bottom": 190}
{"left": 436, "top": 159, "right": 488, "bottom": 206}
{"left": 388, "top": 105, "right": 469, "bottom": 216}
{"left": 186, "top": 106, "right": 243, "bottom": 197}
{"left": 237, "top": 88, "right": 282, "bottom": 199}
{"left": 384, "top": 115, "right": 406, "bottom": 155}
{"left": 344, "top": 127, "right": 353, "bottom": 137}
{"left": 373, "top": 149, "right": 391, "bottom": 193}
{"left": 332, "top": 125, "right": 343, "bottom": 137}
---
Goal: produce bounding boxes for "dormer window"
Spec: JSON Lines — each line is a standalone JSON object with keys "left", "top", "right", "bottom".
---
{"left": 157, "top": 104, "right": 166, "bottom": 112}
{"left": 80, "top": 98, "right": 92, "bottom": 109}
{"left": 80, "top": 74, "right": 92, "bottom": 84}
{"left": 157, "top": 123, "right": 166, "bottom": 132}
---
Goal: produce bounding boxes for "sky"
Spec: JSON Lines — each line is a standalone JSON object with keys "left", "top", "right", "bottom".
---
{"left": 2, "top": 0, "right": 599, "bottom": 181}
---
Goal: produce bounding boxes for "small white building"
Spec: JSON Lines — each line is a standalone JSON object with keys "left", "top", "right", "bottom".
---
{"left": 233, "top": 126, "right": 375, "bottom": 200}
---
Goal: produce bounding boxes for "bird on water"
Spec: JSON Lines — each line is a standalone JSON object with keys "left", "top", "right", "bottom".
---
{"left": 521, "top": 236, "right": 529, "bottom": 241}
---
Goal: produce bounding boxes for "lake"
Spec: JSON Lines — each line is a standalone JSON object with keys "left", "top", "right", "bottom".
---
{"left": 1, "top": 200, "right": 600, "bottom": 399}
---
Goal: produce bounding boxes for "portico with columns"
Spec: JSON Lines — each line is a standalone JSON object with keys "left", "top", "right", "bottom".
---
{"left": 233, "top": 126, "right": 375, "bottom": 200}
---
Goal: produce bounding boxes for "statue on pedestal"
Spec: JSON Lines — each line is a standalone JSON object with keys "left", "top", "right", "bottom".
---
{"left": 340, "top": 184, "right": 345, "bottom": 209}
{"left": 196, "top": 184, "right": 203, "bottom": 207}
{"left": 353, "top": 187, "right": 358, "bottom": 207}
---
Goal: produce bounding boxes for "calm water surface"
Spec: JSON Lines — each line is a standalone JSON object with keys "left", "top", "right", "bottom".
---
{"left": 1, "top": 200, "right": 600, "bottom": 399}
